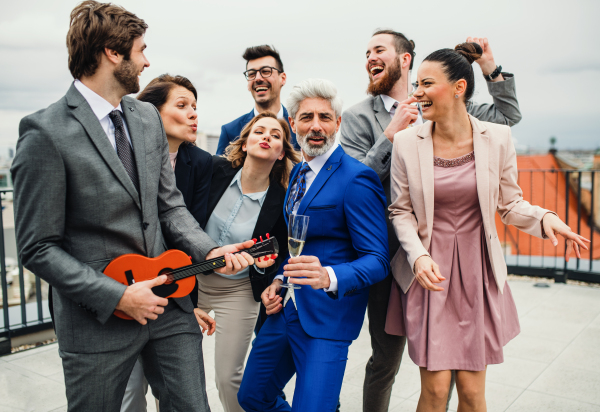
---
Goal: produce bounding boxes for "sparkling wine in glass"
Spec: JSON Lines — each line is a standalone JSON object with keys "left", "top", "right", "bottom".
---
{"left": 282, "top": 214, "right": 310, "bottom": 290}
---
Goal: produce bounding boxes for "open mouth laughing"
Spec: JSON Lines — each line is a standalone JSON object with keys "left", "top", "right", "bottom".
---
{"left": 369, "top": 64, "right": 384, "bottom": 79}
{"left": 254, "top": 85, "right": 270, "bottom": 95}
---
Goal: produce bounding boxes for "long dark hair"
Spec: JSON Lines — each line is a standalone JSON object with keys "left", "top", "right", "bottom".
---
{"left": 423, "top": 42, "right": 482, "bottom": 102}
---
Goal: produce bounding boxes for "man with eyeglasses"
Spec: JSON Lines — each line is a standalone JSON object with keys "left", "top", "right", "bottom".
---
{"left": 216, "top": 45, "right": 299, "bottom": 155}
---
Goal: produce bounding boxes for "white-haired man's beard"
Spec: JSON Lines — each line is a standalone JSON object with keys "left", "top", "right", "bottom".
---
{"left": 297, "top": 131, "right": 336, "bottom": 158}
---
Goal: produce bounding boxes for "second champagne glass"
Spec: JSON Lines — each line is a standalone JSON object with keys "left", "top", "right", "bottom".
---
{"left": 281, "top": 214, "right": 310, "bottom": 290}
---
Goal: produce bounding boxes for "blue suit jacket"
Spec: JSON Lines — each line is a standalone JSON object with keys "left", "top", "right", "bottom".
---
{"left": 216, "top": 107, "right": 299, "bottom": 155}
{"left": 281, "top": 146, "right": 390, "bottom": 341}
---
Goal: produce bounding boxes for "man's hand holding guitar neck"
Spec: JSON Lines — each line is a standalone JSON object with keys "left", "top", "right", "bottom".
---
{"left": 116, "top": 239, "right": 268, "bottom": 324}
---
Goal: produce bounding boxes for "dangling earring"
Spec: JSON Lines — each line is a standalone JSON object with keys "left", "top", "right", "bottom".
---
{"left": 455, "top": 94, "right": 459, "bottom": 98}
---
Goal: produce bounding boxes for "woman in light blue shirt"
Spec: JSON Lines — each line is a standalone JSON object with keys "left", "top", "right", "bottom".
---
{"left": 200, "top": 112, "right": 299, "bottom": 412}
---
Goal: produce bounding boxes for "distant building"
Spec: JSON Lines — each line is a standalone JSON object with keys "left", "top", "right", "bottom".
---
{"left": 196, "top": 132, "right": 220, "bottom": 155}
{"left": 0, "top": 169, "right": 12, "bottom": 188}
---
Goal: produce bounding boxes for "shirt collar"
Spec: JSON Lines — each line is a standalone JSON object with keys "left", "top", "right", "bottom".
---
{"left": 302, "top": 142, "right": 339, "bottom": 175}
{"left": 231, "top": 168, "right": 268, "bottom": 205}
{"left": 253, "top": 105, "right": 284, "bottom": 119}
{"left": 379, "top": 95, "right": 399, "bottom": 114}
{"left": 74, "top": 79, "right": 124, "bottom": 122}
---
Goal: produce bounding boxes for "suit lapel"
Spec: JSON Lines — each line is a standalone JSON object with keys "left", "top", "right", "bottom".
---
{"left": 121, "top": 97, "right": 146, "bottom": 210}
{"left": 67, "top": 85, "right": 141, "bottom": 209}
{"left": 297, "top": 146, "right": 344, "bottom": 216}
{"left": 417, "top": 122, "right": 435, "bottom": 242}
{"left": 471, "top": 115, "right": 491, "bottom": 233}
{"left": 373, "top": 96, "right": 392, "bottom": 134}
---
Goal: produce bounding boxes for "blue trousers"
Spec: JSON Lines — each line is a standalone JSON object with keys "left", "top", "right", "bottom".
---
{"left": 238, "top": 302, "right": 351, "bottom": 412}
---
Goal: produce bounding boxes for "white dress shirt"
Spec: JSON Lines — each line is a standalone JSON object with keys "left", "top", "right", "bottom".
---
{"left": 380, "top": 93, "right": 424, "bottom": 126}
{"left": 73, "top": 80, "right": 133, "bottom": 150}
{"left": 276, "top": 143, "right": 340, "bottom": 307}
{"left": 254, "top": 105, "right": 284, "bottom": 119}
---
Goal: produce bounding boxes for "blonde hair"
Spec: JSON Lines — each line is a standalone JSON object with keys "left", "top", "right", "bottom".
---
{"left": 225, "top": 112, "right": 300, "bottom": 189}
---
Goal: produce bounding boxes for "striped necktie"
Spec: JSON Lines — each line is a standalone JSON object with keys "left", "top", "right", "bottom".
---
{"left": 109, "top": 110, "right": 140, "bottom": 192}
{"left": 285, "top": 162, "right": 311, "bottom": 217}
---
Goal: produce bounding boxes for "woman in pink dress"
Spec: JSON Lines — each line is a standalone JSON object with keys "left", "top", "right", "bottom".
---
{"left": 386, "top": 42, "right": 590, "bottom": 412}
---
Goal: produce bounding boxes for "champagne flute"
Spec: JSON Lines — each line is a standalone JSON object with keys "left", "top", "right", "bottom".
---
{"left": 281, "top": 214, "right": 310, "bottom": 290}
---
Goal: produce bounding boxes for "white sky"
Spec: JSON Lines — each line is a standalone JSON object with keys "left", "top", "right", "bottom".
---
{"left": 0, "top": 0, "right": 599, "bottom": 150}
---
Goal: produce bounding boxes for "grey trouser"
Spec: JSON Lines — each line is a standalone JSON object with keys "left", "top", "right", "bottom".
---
{"left": 363, "top": 275, "right": 454, "bottom": 412}
{"left": 60, "top": 300, "right": 210, "bottom": 412}
{"left": 197, "top": 274, "right": 260, "bottom": 412}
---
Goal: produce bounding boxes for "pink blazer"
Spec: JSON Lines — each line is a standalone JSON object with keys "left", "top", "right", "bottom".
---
{"left": 389, "top": 115, "right": 551, "bottom": 294}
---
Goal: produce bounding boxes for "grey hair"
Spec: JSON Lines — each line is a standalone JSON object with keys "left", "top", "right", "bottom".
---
{"left": 286, "top": 78, "right": 343, "bottom": 119}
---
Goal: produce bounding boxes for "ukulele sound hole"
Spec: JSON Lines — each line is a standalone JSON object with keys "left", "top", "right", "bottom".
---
{"left": 152, "top": 267, "right": 179, "bottom": 298}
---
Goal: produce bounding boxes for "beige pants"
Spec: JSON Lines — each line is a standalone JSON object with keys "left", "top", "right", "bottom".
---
{"left": 197, "top": 274, "right": 260, "bottom": 412}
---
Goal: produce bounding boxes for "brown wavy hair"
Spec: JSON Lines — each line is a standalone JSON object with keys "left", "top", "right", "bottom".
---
{"left": 67, "top": 1, "right": 148, "bottom": 79}
{"left": 225, "top": 112, "right": 299, "bottom": 189}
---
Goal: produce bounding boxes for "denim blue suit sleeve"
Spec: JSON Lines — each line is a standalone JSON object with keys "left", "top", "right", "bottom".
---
{"left": 329, "top": 168, "right": 390, "bottom": 299}
{"left": 216, "top": 125, "right": 231, "bottom": 155}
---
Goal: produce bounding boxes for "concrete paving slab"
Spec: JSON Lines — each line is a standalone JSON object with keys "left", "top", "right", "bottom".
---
{"left": 553, "top": 325, "right": 600, "bottom": 372}
{"left": 506, "top": 390, "right": 600, "bottom": 412}
{"left": 0, "top": 362, "right": 66, "bottom": 411}
{"left": 7, "top": 343, "right": 63, "bottom": 377}
{"left": 528, "top": 363, "right": 600, "bottom": 405}
{"left": 486, "top": 356, "right": 548, "bottom": 389}
{"left": 502, "top": 334, "right": 569, "bottom": 364}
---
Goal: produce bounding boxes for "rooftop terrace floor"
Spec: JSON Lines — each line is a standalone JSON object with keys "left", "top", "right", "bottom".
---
{"left": 2, "top": 277, "right": 600, "bottom": 412}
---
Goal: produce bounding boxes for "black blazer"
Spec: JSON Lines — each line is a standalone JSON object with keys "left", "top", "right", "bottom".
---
{"left": 171, "top": 143, "right": 213, "bottom": 309}
{"left": 174, "top": 143, "right": 213, "bottom": 229}
{"left": 206, "top": 156, "right": 288, "bottom": 302}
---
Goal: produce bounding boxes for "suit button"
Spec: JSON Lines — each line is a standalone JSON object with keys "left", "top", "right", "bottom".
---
{"left": 143, "top": 222, "right": 149, "bottom": 230}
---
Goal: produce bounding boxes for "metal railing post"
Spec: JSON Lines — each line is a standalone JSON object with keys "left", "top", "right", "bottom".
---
{"left": 0, "top": 192, "right": 10, "bottom": 353}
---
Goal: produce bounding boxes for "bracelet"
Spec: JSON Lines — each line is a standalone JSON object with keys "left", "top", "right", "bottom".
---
{"left": 484, "top": 65, "right": 502, "bottom": 81}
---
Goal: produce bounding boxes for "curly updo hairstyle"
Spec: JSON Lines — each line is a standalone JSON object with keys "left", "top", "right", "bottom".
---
{"left": 423, "top": 42, "right": 482, "bottom": 102}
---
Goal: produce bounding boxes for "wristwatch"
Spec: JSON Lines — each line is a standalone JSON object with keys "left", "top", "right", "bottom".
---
{"left": 484, "top": 65, "right": 502, "bottom": 81}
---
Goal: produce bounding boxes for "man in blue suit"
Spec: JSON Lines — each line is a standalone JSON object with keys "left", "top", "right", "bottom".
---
{"left": 238, "top": 79, "right": 390, "bottom": 412}
{"left": 216, "top": 45, "right": 299, "bottom": 155}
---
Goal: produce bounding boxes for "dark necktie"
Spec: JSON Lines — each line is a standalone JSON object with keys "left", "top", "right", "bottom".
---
{"left": 285, "top": 162, "right": 311, "bottom": 217}
{"left": 108, "top": 110, "right": 140, "bottom": 192}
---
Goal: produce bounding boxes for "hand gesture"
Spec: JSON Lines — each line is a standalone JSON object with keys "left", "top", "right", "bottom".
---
{"left": 115, "top": 275, "right": 169, "bottom": 325}
{"left": 261, "top": 279, "right": 283, "bottom": 315}
{"left": 194, "top": 308, "right": 216, "bottom": 335}
{"left": 284, "top": 255, "right": 331, "bottom": 290}
{"left": 384, "top": 96, "right": 420, "bottom": 142}
{"left": 206, "top": 240, "right": 255, "bottom": 276}
{"left": 255, "top": 253, "right": 278, "bottom": 269}
{"left": 466, "top": 37, "right": 501, "bottom": 79}
{"left": 413, "top": 255, "right": 445, "bottom": 292}
{"left": 542, "top": 213, "right": 590, "bottom": 262}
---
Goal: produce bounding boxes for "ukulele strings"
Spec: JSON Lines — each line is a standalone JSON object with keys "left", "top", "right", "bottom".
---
{"left": 168, "top": 243, "right": 270, "bottom": 281}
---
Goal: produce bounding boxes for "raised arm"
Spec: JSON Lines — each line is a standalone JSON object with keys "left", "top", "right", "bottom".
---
{"left": 466, "top": 37, "right": 522, "bottom": 126}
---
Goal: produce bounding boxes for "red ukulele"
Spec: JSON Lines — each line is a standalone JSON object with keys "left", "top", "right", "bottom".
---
{"left": 104, "top": 235, "right": 278, "bottom": 319}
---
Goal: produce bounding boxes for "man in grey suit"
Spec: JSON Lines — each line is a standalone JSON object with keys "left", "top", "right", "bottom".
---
{"left": 11, "top": 2, "right": 260, "bottom": 411}
{"left": 339, "top": 29, "right": 522, "bottom": 412}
